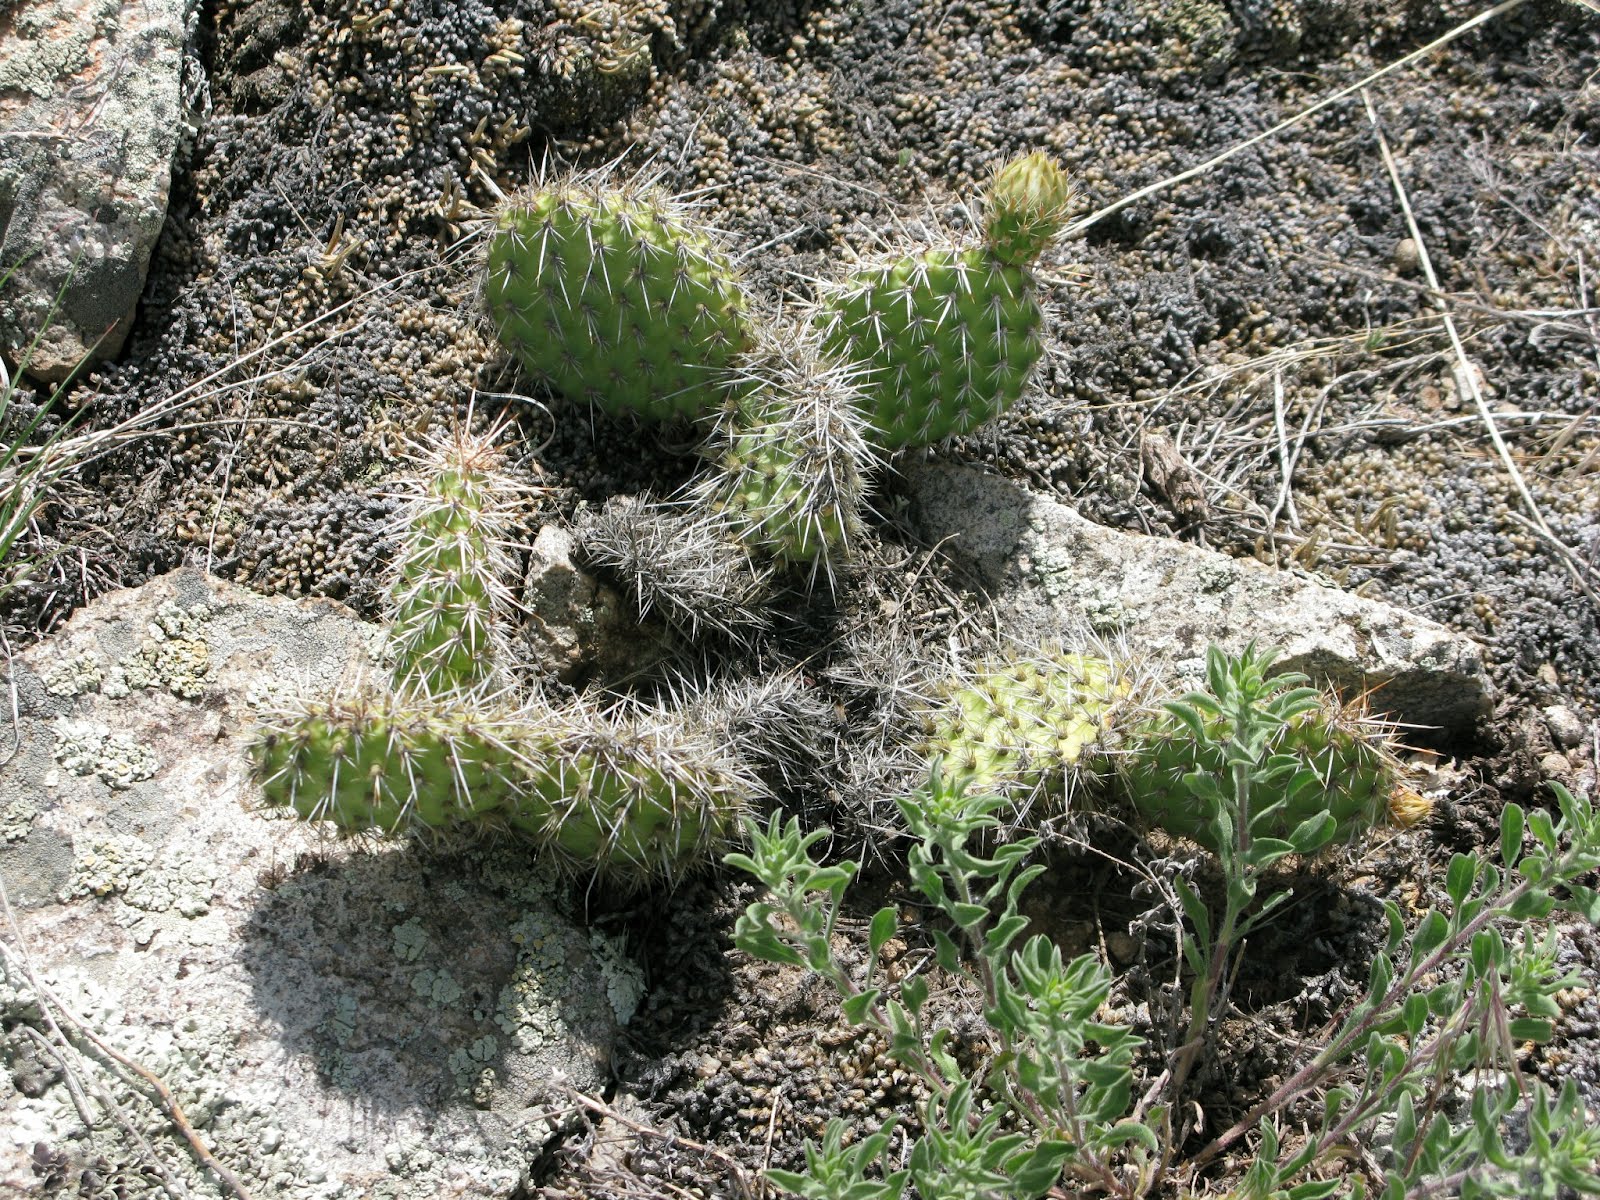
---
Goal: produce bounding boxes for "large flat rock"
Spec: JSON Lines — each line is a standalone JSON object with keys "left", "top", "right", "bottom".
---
{"left": 0, "top": 569, "right": 638, "bottom": 1198}
{"left": 907, "top": 463, "right": 1493, "bottom": 736}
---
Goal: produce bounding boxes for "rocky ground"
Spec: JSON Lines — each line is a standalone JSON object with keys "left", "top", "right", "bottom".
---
{"left": 2, "top": 0, "right": 1598, "bottom": 1197}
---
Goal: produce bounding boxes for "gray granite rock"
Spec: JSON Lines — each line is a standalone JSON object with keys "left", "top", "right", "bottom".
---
{"left": 0, "top": 569, "right": 638, "bottom": 1198}
{"left": 0, "top": 0, "right": 201, "bottom": 380}
{"left": 907, "top": 463, "right": 1493, "bottom": 736}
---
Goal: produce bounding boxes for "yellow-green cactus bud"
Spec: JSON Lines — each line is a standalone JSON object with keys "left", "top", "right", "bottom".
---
{"left": 983, "top": 151, "right": 1078, "bottom": 267}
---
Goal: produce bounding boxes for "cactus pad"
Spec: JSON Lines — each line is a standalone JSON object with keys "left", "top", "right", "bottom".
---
{"left": 921, "top": 649, "right": 1134, "bottom": 808}
{"left": 251, "top": 687, "right": 760, "bottom": 887}
{"left": 483, "top": 179, "right": 753, "bottom": 421}
{"left": 817, "top": 247, "right": 1043, "bottom": 449}
{"left": 385, "top": 425, "right": 525, "bottom": 697}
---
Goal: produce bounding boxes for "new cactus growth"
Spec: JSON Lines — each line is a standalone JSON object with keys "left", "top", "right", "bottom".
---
{"left": 385, "top": 425, "right": 525, "bottom": 697}
{"left": 816, "top": 152, "right": 1077, "bottom": 449}
{"left": 483, "top": 175, "right": 754, "bottom": 421}
{"left": 920, "top": 647, "right": 1135, "bottom": 809}
{"left": 695, "top": 331, "right": 876, "bottom": 581}
{"left": 1115, "top": 646, "right": 1413, "bottom": 853}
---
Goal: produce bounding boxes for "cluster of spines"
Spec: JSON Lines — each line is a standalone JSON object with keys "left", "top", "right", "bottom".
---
{"left": 814, "top": 152, "right": 1077, "bottom": 451}
{"left": 694, "top": 330, "right": 877, "bottom": 585}
{"left": 576, "top": 495, "right": 774, "bottom": 646}
{"left": 482, "top": 174, "right": 754, "bottom": 422}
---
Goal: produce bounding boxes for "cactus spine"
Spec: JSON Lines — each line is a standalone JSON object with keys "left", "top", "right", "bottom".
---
{"left": 816, "top": 152, "right": 1077, "bottom": 450}
{"left": 483, "top": 176, "right": 755, "bottom": 421}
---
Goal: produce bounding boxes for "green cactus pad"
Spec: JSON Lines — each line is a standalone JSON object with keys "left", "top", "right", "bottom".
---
{"left": 697, "top": 335, "right": 875, "bottom": 578}
{"left": 251, "top": 688, "right": 539, "bottom": 835}
{"left": 921, "top": 649, "right": 1134, "bottom": 808}
{"left": 517, "top": 710, "right": 755, "bottom": 885}
{"left": 817, "top": 246, "right": 1044, "bottom": 449}
{"left": 251, "top": 688, "right": 759, "bottom": 887}
{"left": 483, "top": 180, "right": 754, "bottom": 421}
{"left": 386, "top": 426, "right": 523, "bottom": 697}
{"left": 1118, "top": 693, "right": 1399, "bottom": 853}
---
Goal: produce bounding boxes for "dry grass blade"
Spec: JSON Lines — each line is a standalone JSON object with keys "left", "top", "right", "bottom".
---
{"left": 1065, "top": 0, "right": 1533, "bottom": 238}
{"left": 1361, "top": 89, "right": 1599, "bottom": 608}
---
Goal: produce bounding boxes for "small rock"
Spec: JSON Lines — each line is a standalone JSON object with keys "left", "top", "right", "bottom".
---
{"left": 1543, "top": 704, "right": 1587, "bottom": 750}
{"left": 1393, "top": 237, "right": 1421, "bottom": 275}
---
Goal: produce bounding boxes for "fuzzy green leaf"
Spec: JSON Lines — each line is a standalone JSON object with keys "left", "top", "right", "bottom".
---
{"left": 869, "top": 906, "right": 899, "bottom": 956}
{"left": 1501, "top": 802, "right": 1525, "bottom": 869}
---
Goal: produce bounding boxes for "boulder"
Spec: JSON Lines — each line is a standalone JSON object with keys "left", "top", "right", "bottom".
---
{"left": 0, "top": 0, "right": 200, "bottom": 380}
{"left": 907, "top": 463, "right": 1493, "bottom": 736}
{"left": 0, "top": 569, "right": 640, "bottom": 1198}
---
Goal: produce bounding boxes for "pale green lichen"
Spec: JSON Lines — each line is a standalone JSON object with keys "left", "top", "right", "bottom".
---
{"left": 588, "top": 930, "right": 646, "bottom": 1026}
{"left": 123, "top": 843, "right": 218, "bottom": 917}
{"left": 108, "top": 600, "right": 216, "bottom": 700}
{"left": 42, "top": 651, "right": 105, "bottom": 697}
{"left": 52, "top": 718, "right": 159, "bottom": 789}
{"left": 1, "top": 789, "right": 40, "bottom": 842}
{"left": 410, "top": 968, "right": 464, "bottom": 1007}
{"left": 393, "top": 919, "right": 430, "bottom": 962}
{"left": 494, "top": 911, "right": 571, "bottom": 1053}
{"left": 61, "top": 832, "right": 154, "bottom": 900}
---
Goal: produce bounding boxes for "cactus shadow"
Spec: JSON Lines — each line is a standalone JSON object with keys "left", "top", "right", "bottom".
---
{"left": 237, "top": 838, "right": 626, "bottom": 1121}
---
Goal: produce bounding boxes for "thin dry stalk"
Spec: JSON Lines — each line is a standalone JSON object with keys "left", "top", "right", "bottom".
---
{"left": 1362, "top": 89, "right": 1598, "bottom": 607}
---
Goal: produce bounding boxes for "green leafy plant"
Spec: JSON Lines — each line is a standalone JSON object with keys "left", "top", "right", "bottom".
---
{"left": 729, "top": 645, "right": 1600, "bottom": 1199}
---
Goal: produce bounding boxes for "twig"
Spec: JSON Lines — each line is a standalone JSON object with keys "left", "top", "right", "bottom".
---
{"left": 759, "top": 1084, "right": 786, "bottom": 1200}
{"left": 1361, "top": 90, "right": 1599, "bottom": 608}
{"left": 1267, "top": 370, "right": 1301, "bottom": 533}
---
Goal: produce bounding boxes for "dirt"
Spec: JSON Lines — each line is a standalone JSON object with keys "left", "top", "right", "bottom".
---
{"left": 2, "top": 0, "right": 1598, "bottom": 1195}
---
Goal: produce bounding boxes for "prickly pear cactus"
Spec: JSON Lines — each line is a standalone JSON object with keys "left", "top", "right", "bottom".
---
{"left": 483, "top": 177, "right": 754, "bottom": 421}
{"left": 920, "top": 648, "right": 1135, "bottom": 808}
{"left": 816, "top": 152, "right": 1076, "bottom": 450}
{"left": 696, "top": 332, "right": 876, "bottom": 580}
{"left": 251, "top": 688, "right": 759, "bottom": 887}
{"left": 518, "top": 706, "right": 758, "bottom": 885}
{"left": 1118, "top": 689, "right": 1403, "bottom": 853}
{"left": 386, "top": 425, "right": 525, "bottom": 697}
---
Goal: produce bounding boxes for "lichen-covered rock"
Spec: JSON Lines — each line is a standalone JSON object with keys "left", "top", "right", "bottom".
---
{"left": 0, "top": 0, "right": 201, "bottom": 380}
{"left": 908, "top": 463, "right": 1494, "bottom": 737}
{"left": 0, "top": 569, "right": 635, "bottom": 1199}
